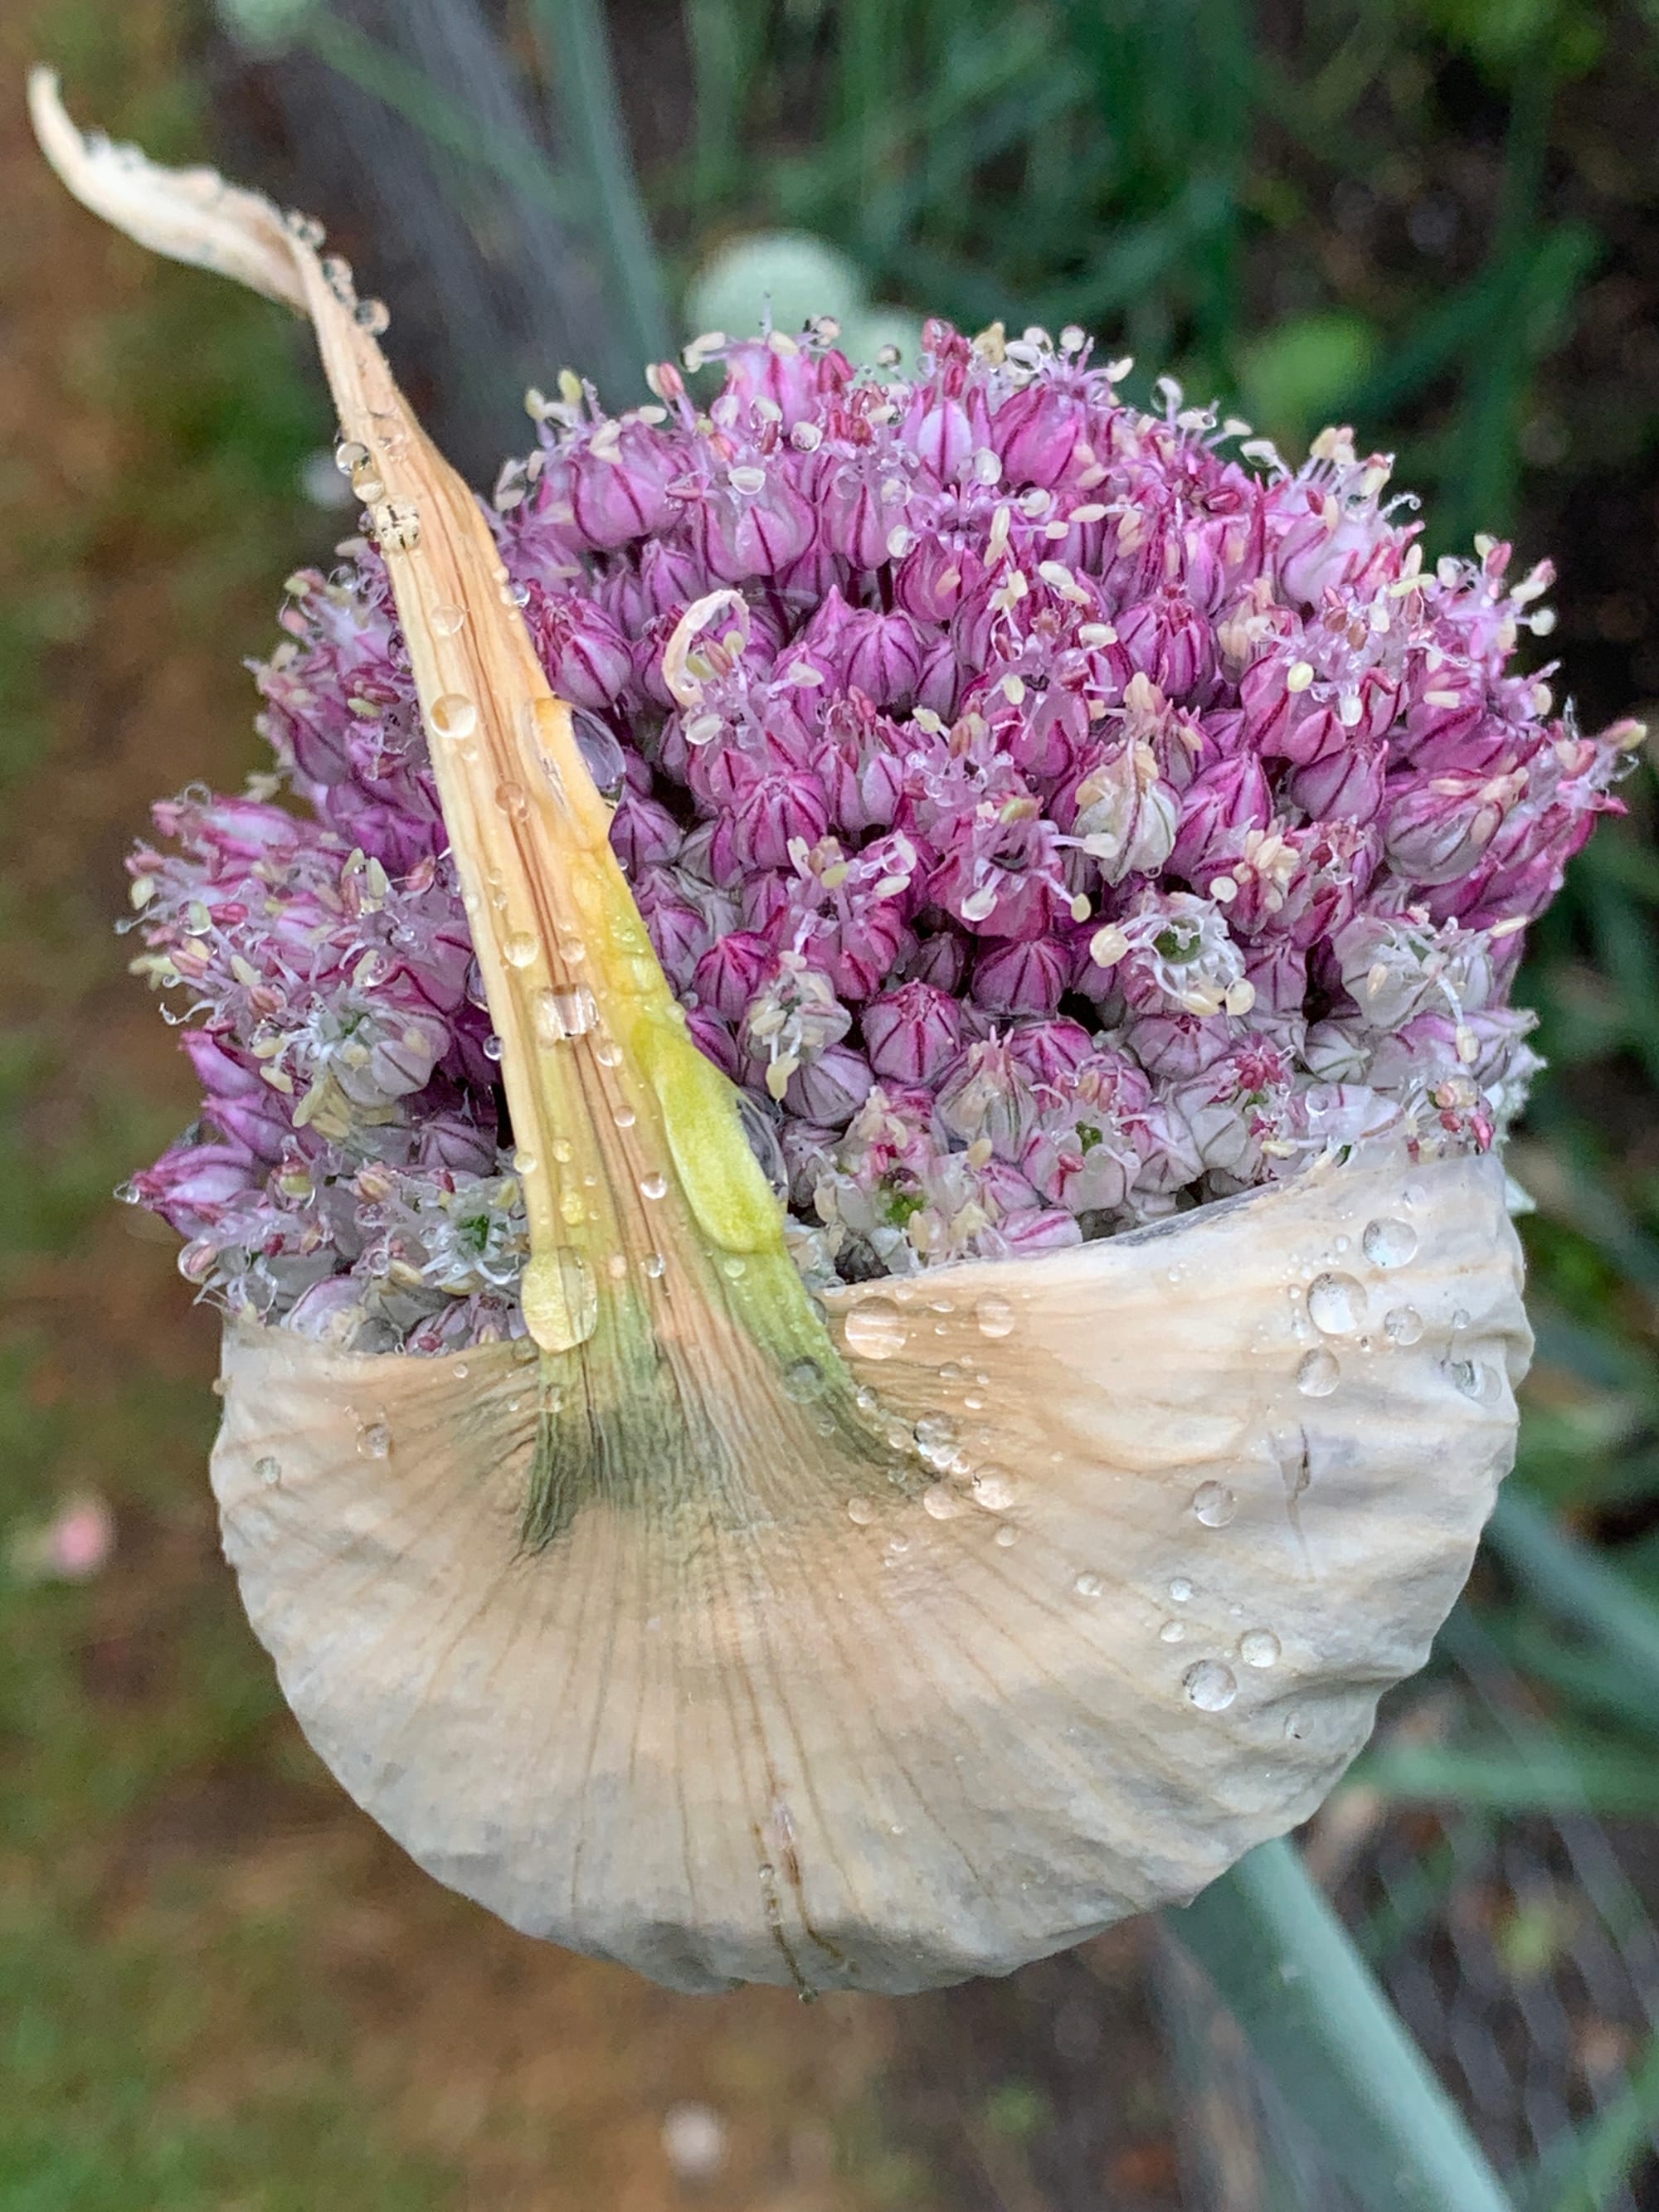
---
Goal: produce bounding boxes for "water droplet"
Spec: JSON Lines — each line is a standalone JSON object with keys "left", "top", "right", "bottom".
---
{"left": 1307, "top": 1271, "right": 1367, "bottom": 1335}
{"left": 721, "top": 1256, "right": 747, "bottom": 1280}
{"left": 358, "top": 1421, "right": 392, "bottom": 1461}
{"left": 255, "top": 1455, "right": 281, "bottom": 1488}
{"left": 782, "top": 1358, "right": 825, "bottom": 1403}
{"left": 1169, "top": 1576, "right": 1193, "bottom": 1603}
{"left": 639, "top": 1170, "right": 669, "bottom": 1202}
{"left": 504, "top": 930, "right": 539, "bottom": 969}
{"left": 1297, "top": 1348, "right": 1340, "bottom": 1398}
{"left": 350, "top": 463, "right": 386, "bottom": 503}
{"left": 334, "top": 439, "right": 369, "bottom": 475}
{"left": 1239, "top": 1628, "right": 1281, "bottom": 1669}
{"left": 1384, "top": 1304, "right": 1424, "bottom": 1347}
{"left": 643, "top": 1251, "right": 667, "bottom": 1279}
{"left": 372, "top": 500, "right": 421, "bottom": 552}
{"left": 848, "top": 1497, "right": 876, "bottom": 1525}
{"left": 551, "top": 1138, "right": 574, "bottom": 1163}
{"left": 994, "top": 1524, "right": 1019, "bottom": 1548}
{"left": 594, "top": 1038, "right": 625, "bottom": 1067}
{"left": 613, "top": 1104, "right": 637, "bottom": 1129}
{"left": 429, "top": 693, "right": 477, "bottom": 742}
{"left": 1283, "top": 1712, "right": 1307, "bottom": 1743}
{"left": 1448, "top": 1357, "right": 1499, "bottom": 1403}
{"left": 1183, "top": 1660, "right": 1238, "bottom": 1713}
{"left": 523, "top": 1245, "right": 599, "bottom": 1351}
{"left": 453, "top": 1360, "right": 469, "bottom": 1380}
{"left": 975, "top": 1294, "right": 1015, "bottom": 1339}
{"left": 570, "top": 708, "right": 626, "bottom": 796}
{"left": 1160, "top": 1619, "right": 1185, "bottom": 1644}
{"left": 844, "top": 1298, "right": 907, "bottom": 1361}
{"left": 1192, "top": 1480, "right": 1237, "bottom": 1529}
{"left": 973, "top": 1466, "right": 1016, "bottom": 1512}
{"left": 606, "top": 1252, "right": 628, "bottom": 1281}
{"left": 533, "top": 987, "right": 597, "bottom": 1044}
{"left": 353, "top": 296, "right": 390, "bottom": 333}
{"left": 922, "top": 1483, "right": 962, "bottom": 1519}
{"left": 431, "top": 601, "right": 466, "bottom": 636}
{"left": 1074, "top": 1572, "right": 1104, "bottom": 1599}
{"left": 1451, "top": 1306, "right": 1471, "bottom": 1331}
{"left": 482, "top": 1033, "right": 504, "bottom": 1062}
{"left": 1362, "top": 1217, "right": 1418, "bottom": 1268}
{"left": 495, "top": 780, "right": 530, "bottom": 821}
{"left": 914, "top": 1413, "right": 960, "bottom": 1471}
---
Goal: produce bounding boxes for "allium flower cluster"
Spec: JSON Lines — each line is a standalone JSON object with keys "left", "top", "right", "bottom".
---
{"left": 125, "top": 316, "right": 1637, "bottom": 1349}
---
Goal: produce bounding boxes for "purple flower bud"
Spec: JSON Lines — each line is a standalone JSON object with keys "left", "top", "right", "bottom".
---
{"left": 557, "top": 418, "right": 679, "bottom": 549}
{"left": 713, "top": 760, "right": 831, "bottom": 875}
{"left": 523, "top": 587, "right": 633, "bottom": 709}
{"left": 863, "top": 981, "right": 963, "bottom": 1084}
{"left": 684, "top": 1006, "right": 741, "bottom": 1079}
{"left": 692, "top": 462, "right": 818, "bottom": 584}
{"left": 971, "top": 934, "right": 1069, "bottom": 1017}
{"left": 1382, "top": 766, "right": 1527, "bottom": 887}
{"left": 692, "top": 928, "right": 776, "bottom": 1023}
{"left": 1287, "top": 741, "right": 1386, "bottom": 825}
{"left": 991, "top": 380, "right": 1086, "bottom": 489}
{"left": 1167, "top": 754, "right": 1273, "bottom": 879}
{"left": 783, "top": 1040, "right": 873, "bottom": 1126}
{"left": 610, "top": 788, "right": 684, "bottom": 873}
{"left": 820, "top": 460, "right": 902, "bottom": 571}
{"left": 718, "top": 333, "right": 853, "bottom": 425}
{"left": 936, "top": 1038, "right": 1039, "bottom": 1160}
{"left": 135, "top": 1139, "right": 261, "bottom": 1234}
{"left": 1005, "top": 1017, "right": 1095, "bottom": 1088}
{"left": 981, "top": 1204, "right": 1084, "bottom": 1257}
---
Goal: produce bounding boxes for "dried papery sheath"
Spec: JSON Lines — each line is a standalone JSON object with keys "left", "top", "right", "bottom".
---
{"left": 33, "top": 72, "right": 1592, "bottom": 1992}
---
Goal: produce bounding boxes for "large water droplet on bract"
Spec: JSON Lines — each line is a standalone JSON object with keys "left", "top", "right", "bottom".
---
{"left": 1239, "top": 1628, "right": 1281, "bottom": 1669}
{"left": 844, "top": 1299, "right": 907, "bottom": 1361}
{"left": 1074, "top": 1572, "right": 1104, "bottom": 1599}
{"left": 429, "top": 692, "right": 477, "bottom": 742}
{"left": 1183, "top": 1660, "right": 1238, "bottom": 1713}
{"left": 1160, "top": 1620, "right": 1185, "bottom": 1644}
{"left": 571, "top": 708, "right": 626, "bottom": 798}
{"left": 431, "top": 601, "right": 467, "bottom": 636}
{"left": 1362, "top": 1217, "right": 1418, "bottom": 1268}
{"left": 1384, "top": 1304, "right": 1424, "bottom": 1347}
{"left": 1192, "top": 1480, "right": 1237, "bottom": 1529}
{"left": 1297, "top": 1348, "right": 1340, "bottom": 1398}
{"left": 972, "top": 1466, "right": 1017, "bottom": 1512}
{"left": 975, "top": 1295, "right": 1015, "bottom": 1339}
{"left": 1169, "top": 1576, "right": 1193, "bottom": 1603}
{"left": 1307, "top": 1271, "right": 1366, "bottom": 1335}
{"left": 523, "top": 1245, "right": 599, "bottom": 1352}
{"left": 914, "top": 1413, "right": 960, "bottom": 1471}
{"left": 1448, "top": 1357, "right": 1500, "bottom": 1403}
{"left": 503, "top": 930, "right": 539, "bottom": 970}
{"left": 533, "top": 987, "right": 598, "bottom": 1044}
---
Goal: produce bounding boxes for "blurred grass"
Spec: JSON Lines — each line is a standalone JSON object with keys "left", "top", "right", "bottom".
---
{"left": 11, "top": 0, "right": 1659, "bottom": 2205}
